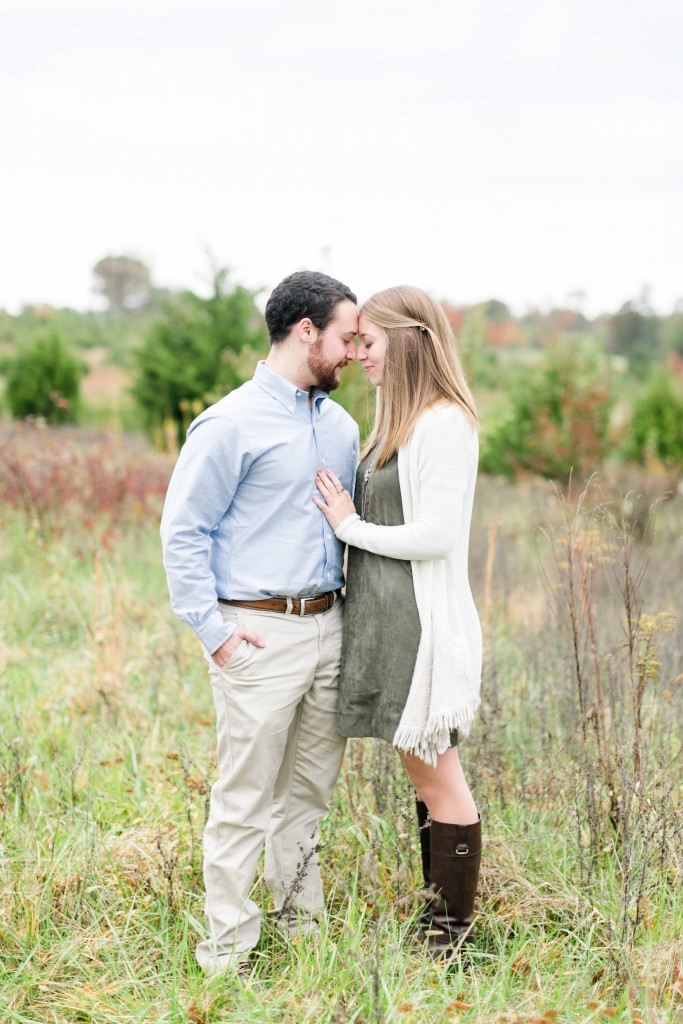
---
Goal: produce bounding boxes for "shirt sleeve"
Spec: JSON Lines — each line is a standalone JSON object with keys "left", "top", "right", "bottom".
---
{"left": 160, "top": 415, "right": 252, "bottom": 653}
{"left": 335, "top": 407, "right": 478, "bottom": 561}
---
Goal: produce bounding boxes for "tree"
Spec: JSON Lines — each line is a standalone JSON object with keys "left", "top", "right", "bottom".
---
{"left": 131, "top": 267, "right": 268, "bottom": 448}
{"left": 92, "top": 255, "right": 152, "bottom": 314}
{"left": 481, "top": 299, "right": 510, "bottom": 323}
{"left": 660, "top": 308, "right": 683, "bottom": 359}
{"left": 609, "top": 301, "right": 660, "bottom": 368}
{"left": 480, "top": 341, "right": 613, "bottom": 481}
{"left": 622, "top": 373, "right": 683, "bottom": 471}
{"left": 5, "top": 332, "right": 83, "bottom": 423}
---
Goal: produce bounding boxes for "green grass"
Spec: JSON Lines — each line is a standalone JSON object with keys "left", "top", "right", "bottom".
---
{"left": 0, "top": 461, "right": 681, "bottom": 1023}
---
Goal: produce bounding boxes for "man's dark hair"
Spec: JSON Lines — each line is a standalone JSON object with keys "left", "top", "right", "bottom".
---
{"left": 265, "top": 271, "right": 357, "bottom": 344}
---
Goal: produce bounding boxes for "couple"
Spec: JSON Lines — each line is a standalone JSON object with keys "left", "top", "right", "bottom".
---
{"left": 160, "top": 270, "right": 482, "bottom": 974}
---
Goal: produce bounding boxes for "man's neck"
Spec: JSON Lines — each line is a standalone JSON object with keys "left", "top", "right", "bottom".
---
{"left": 264, "top": 351, "right": 312, "bottom": 394}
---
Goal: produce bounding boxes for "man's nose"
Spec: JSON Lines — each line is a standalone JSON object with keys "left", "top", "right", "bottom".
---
{"left": 346, "top": 344, "right": 357, "bottom": 361}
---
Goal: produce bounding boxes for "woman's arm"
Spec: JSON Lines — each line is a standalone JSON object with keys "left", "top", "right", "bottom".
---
{"left": 313, "top": 406, "right": 478, "bottom": 561}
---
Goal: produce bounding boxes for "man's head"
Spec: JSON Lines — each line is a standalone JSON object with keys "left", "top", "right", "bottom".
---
{"left": 265, "top": 271, "right": 357, "bottom": 344}
{"left": 265, "top": 271, "right": 358, "bottom": 391}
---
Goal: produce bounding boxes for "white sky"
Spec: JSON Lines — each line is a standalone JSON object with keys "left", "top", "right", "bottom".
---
{"left": 2, "top": 0, "right": 682, "bottom": 316}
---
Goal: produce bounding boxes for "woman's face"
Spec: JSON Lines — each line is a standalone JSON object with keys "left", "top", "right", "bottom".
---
{"left": 357, "top": 315, "right": 387, "bottom": 386}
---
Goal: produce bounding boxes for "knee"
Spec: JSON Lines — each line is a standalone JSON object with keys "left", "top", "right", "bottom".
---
{"left": 414, "top": 779, "right": 442, "bottom": 809}
{"left": 416, "top": 771, "right": 470, "bottom": 810}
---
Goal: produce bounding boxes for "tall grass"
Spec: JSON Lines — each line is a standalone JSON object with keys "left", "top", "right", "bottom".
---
{"left": 0, "top": 427, "right": 681, "bottom": 1023}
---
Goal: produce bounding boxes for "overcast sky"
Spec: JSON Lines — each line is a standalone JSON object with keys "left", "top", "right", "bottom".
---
{"left": 2, "top": 0, "right": 682, "bottom": 316}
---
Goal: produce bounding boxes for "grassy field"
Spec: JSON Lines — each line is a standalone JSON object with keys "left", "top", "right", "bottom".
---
{"left": 0, "top": 427, "right": 681, "bottom": 1023}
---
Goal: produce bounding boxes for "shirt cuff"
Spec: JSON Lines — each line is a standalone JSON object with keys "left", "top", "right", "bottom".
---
{"left": 195, "top": 609, "right": 236, "bottom": 655}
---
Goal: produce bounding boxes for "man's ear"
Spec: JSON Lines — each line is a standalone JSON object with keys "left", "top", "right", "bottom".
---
{"left": 296, "top": 317, "right": 317, "bottom": 346}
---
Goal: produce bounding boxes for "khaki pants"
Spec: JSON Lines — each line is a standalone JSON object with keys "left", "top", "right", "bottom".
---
{"left": 196, "top": 599, "right": 346, "bottom": 972}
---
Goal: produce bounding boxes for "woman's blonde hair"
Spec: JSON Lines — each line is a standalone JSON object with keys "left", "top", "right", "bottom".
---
{"left": 360, "top": 285, "right": 478, "bottom": 467}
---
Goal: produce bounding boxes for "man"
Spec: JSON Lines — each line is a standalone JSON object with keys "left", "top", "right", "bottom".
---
{"left": 160, "top": 270, "right": 359, "bottom": 973}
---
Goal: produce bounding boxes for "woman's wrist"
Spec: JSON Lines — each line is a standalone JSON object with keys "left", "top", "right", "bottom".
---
{"left": 335, "top": 512, "right": 361, "bottom": 540}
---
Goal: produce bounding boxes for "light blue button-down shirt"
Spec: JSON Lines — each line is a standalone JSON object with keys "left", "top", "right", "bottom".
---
{"left": 160, "top": 362, "right": 359, "bottom": 654}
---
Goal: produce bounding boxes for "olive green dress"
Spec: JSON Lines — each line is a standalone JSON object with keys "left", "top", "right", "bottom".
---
{"left": 336, "top": 452, "right": 429, "bottom": 744}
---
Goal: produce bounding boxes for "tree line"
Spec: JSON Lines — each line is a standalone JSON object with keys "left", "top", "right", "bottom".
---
{"left": 1, "top": 255, "right": 682, "bottom": 480}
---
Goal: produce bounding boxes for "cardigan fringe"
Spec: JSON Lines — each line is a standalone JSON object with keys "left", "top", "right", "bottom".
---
{"left": 392, "top": 696, "right": 481, "bottom": 767}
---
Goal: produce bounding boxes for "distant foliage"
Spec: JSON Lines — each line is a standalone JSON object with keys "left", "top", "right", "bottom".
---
{"left": 609, "top": 301, "right": 660, "bottom": 367}
{"left": 0, "top": 306, "right": 109, "bottom": 364}
{"left": 660, "top": 310, "right": 683, "bottom": 358}
{"left": 480, "top": 342, "right": 614, "bottom": 481}
{"left": 93, "top": 254, "right": 152, "bottom": 314}
{"left": 5, "top": 332, "right": 83, "bottom": 424}
{"left": 456, "top": 306, "right": 502, "bottom": 390}
{"left": 622, "top": 373, "right": 683, "bottom": 471}
{"left": 481, "top": 298, "right": 511, "bottom": 324}
{"left": 131, "top": 267, "right": 268, "bottom": 448}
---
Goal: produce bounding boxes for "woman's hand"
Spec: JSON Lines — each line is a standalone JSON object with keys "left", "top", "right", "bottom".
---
{"left": 312, "top": 467, "right": 357, "bottom": 530}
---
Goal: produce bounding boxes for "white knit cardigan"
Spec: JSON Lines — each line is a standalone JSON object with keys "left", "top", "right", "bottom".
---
{"left": 335, "top": 403, "right": 482, "bottom": 766}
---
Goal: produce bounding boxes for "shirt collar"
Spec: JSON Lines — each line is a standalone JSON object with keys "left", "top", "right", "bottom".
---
{"left": 253, "top": 361, "right": 329, "bottom": 414}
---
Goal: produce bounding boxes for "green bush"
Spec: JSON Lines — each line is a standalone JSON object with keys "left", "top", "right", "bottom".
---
{"left": 621, "top": 372, "right": 683, "bottom": 470}
{"left": 5, "top": 331, "right": 83, "bottom": 424}
{"left": 480, "top": 341, "right": 614, "bottom": 481}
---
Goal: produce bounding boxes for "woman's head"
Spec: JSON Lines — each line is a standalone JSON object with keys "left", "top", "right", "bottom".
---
{"left": 358, "top": 285, "right": 477, "bottom": 465}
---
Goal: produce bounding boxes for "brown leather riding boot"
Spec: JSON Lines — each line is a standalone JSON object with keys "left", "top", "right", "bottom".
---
{"left": 416, "top": 798, "right": 431, "bottom": 887}
{"left": 425, "top": 815, "right": 481, "bottom": 956}
{"left": 414, "top": 798, "right": 432, "bottom": 935}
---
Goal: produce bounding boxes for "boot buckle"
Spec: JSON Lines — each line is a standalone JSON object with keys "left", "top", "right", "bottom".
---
{"left": 455, "top": 843, "right": 469, "bottom": 855}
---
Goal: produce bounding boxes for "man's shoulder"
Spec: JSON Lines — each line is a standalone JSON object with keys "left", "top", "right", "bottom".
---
{"left": 187, "top": 381, "right": 257, "bottom": 436}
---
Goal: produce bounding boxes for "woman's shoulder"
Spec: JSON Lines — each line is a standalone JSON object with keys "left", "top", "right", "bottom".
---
{"left": 414, "top": 402, "right": 476, "bottom": 438}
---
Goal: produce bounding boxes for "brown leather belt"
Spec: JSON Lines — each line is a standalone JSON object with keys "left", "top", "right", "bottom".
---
{"left": 218, "top": 590, "right": 340, "bottom": 616}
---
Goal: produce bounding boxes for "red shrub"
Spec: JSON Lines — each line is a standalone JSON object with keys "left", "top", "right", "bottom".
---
{"left": 0, "top": 424, "right": 174, "bottom": 537}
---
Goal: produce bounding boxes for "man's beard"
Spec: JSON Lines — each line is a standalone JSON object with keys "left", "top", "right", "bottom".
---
{"left": 308, "top": 336, "right": 343, "bottom": 392}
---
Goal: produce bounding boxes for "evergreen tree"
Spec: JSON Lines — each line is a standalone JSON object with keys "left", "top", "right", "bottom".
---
{"left": 6, "top": 332, "right": 83, "bottom": 424}
{"left": 132, "top": 268, "right": 268, "bottom": 448}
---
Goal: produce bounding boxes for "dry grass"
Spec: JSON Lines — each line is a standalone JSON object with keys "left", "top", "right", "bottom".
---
{"left": 0, "top": 435, "right": 681, "bottom": 1022}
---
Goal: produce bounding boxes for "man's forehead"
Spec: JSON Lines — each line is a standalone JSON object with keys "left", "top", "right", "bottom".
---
{"left": 329, "top": 299, "right": 359, "bottom": 330}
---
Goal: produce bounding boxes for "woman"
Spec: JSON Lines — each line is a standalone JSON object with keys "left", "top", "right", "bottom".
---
{"left": 313, "top": 285, "right": 482, "bottom": 956}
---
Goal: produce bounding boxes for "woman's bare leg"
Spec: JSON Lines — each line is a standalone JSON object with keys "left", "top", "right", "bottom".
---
{"left": 400, "top": 746, "right": 478, "bottom": 824}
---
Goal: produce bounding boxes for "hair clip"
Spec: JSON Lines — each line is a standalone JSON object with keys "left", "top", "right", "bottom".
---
{"left": 418, "top": 322, "right": 429, "bottom": 333}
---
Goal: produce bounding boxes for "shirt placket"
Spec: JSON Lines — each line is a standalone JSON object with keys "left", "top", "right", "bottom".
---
{"left": 312, "top": 402, "right": 338, "bottom": 592}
